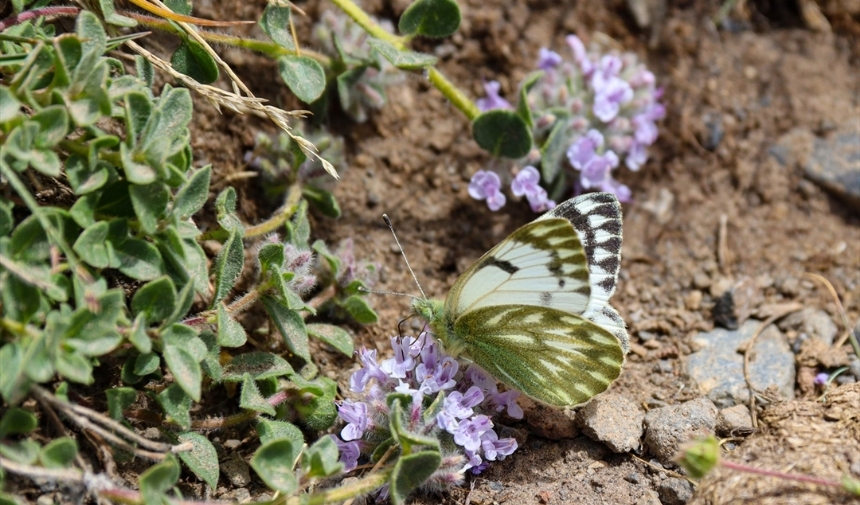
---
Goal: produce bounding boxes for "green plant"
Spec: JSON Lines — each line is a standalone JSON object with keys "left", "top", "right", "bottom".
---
{"left": 0, "top": 8, "right": 389, "bottom": 504}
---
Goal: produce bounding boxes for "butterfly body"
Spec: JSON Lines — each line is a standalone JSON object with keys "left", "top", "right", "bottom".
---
{"left": 412, "top": 192, "right": 628, "bottom": 407}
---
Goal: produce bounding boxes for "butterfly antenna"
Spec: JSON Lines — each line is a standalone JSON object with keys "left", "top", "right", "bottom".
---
{"left": 357, "top": 286, "right": 420, "bottom": 301}
{"left": 383, "top": 214, "right": 427, "bottom": 300}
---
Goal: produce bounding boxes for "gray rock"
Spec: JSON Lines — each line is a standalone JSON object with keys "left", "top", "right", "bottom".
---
{"left": 221, "top": 453, "right": 252, "bottom": 487}
{"left": 684, "top": 320, "right": 796, "bottom": 408}
{"left": 805, "top": 127, "right": 860, "bottom": 211}
{"left": 220, "top": 487, "right": 251, "bottom": 503}
{"left": 636, "top": 489, "right": 662, "bottom": 505}
{"left": 577, "top": 393, "right": 644, "bottom": 453}
{"left": 658, "top": 478, "right": 694, "bottom": 505}
{"left": 782, "top": 308, "right": 838, "bottom": 346}
{"left": 643, "top": 398, "right": 718, "bottom": 466}
{"left": 715, "top": 404, "right": 754, "bottom": 436}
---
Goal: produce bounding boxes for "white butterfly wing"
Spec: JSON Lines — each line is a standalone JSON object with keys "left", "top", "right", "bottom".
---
{"left": 541, "top": 193, "right": 628, "bottom": 351}
{"left": 447, "top": 192, "right": 629, "bottom": 352}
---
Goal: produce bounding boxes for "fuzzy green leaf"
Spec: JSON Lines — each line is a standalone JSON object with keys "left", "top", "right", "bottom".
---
{"left": 259, "top": 4, "right": 294, "bottom": 50}
{"left": 129, "top": 182, "right": 170, "bottom": 235}
{"left": 292, "top": 376, "right": 337, "bottom": 430}
{"left": 133, "top": 352, "right": 160, "bottom": 376}
{"left": 171, "top": 39, "right": 219, "bottom": 84}
{"left": 0, "top": 198, "right": 13, "bottom": 237}
{"left": 105, "top": 387, "right": 138, "bottom": 421}
{"left": 367, "top": 39, "right": 437, "bottom": 70}
{"left": 472, "top": 109, "right": 533, "bottom": 159}
{"left": 0, "top": 408, "right": 37, "bottom": 438}
{"left": 73, "top": 221, "right": 111, "bottom": 269}
{"left": 211, "top": 229, "right": 243, "bottom": 305}
{"left": 0, "top": 86, "right": 21, "bottom": 123}
{"left": 302, "top": 185, "right": 341, "bottom": 218}
{"left": 216, "top": 303, "right": 247, "bottom": 348}
{"left": 306, "top": 324, "right": 353, "bottom": 356}
{"left": 256, "top": 419, "right": 304, "bottom": 446}
{"left": 221, "top": 352, "right": 293, "bottom": 383}
{"left": 342, "top": 295, "right": 379, "bottom": 324}
{"left": 177, "top": 432, "right": 219, "bottom": 489}
{"left": 258, "top": 243, "right": 285, "bottom": 274}
{"left": 262, "top": 295, "right": 311, "bottom": 362}
{"left": 128, "top": 313, "right": 152, "bottom": 353}
{"left": 65, "top": 153, "right": 110, "bottom": 195}
{"left": 540, "top": 115, "right": 573, "bottom": 182}
{"left": 111, "top": 236, "right": 165, "bottom": 281}
{"left": 163, "top": 344, "right": 201, "bottom": 401}
{"left": 98, "top": 0, "right": 138, "bottom": 27}
{"left": 55, "top": 349, "right": 93, "bottom": 384}
{"left": 285, "top": 200, "right": 311, "bottom": 247}
{"left": 31, "top": 106, "right": 69, "bottom": 149}
{"left": 39, "top": 437, "right": 78, "bottom": 469}
{"left": 516, "top": 71, "right": 543, "bottom": 129}
{"left": 139, "top": 455, "right": 180, "bottom": 504}
{"left": 390, "top": 451, "right": 441, "bottom": 505}
{"left": 398, "top": 0, "right": 461, "bottom": 38}
{"left": 0, "top": 439, "right": 40, "bottom": 465}
{"left": 157, "top": 383, "right": 192, "bottom": 430}
{"left": 172, "top": 165, "right": 211, "bottom": 220}
{"left": 240, "top": 373, "right": 276, "bottom": 416}
{"left": 302, "top": 435, "right": 342, "bottom": 478}
{"left": 278, "top": 55, "right": 326, "bottom": 104}
{"left": 250, "top": 438, "right": 299, "bottom": 493}
{"left": 132, "top": 276, "right": 177, "bottom": 324}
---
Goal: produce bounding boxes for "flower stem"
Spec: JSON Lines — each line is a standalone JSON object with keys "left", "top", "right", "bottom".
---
{"left": 428, "top": 67, "right": 480, "bottom": 119}
{"left": 282, "top": 469, "right": 391, "bottom": 505}
{"left": 720, "top": 460, "right": 844, "bottom": 489}
{"left": 327, "top": 0, "right": 405, "bottom": 47}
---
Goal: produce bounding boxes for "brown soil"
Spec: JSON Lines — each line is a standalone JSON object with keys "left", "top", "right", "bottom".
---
{"left": 14, "top": 0, "right": 860, "bottom": 504}
{"left": 180, "top": 0, "right": 860, "bottom": 503}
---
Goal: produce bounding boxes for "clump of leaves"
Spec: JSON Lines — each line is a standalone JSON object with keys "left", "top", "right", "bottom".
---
{"left": 0, "top": 8, "right": 394, "bottom": 504}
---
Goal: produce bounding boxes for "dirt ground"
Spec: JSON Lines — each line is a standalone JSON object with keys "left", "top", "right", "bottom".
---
{"left": 173, "top": 0, "right": 860, "bottom": 504}
{"left": 15, "top": 0, "right": 857, "bottom": 503}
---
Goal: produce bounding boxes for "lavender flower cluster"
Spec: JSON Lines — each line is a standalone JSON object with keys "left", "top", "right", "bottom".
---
{"left": 333, "top": 333, "right": 520, "bottom": 486}
{"left": 470, "top": 34, "right": 664, "bottom": 210}
{"left": 312, "top": 10, "right": 404, "bottom": 123}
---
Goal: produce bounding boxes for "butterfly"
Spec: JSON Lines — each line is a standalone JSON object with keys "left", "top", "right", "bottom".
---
{"left": 412, "top": 192, "right": 629, "bottom": 407}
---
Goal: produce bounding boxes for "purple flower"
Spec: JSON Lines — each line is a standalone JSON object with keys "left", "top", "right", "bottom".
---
{"left": 476, "top": 80, "right": 512, "bottom": 112}
{"left": 464, "top": 366, "right": 497, "bottom": 392}
{"left": 580, "top": 150, "right": 619, "bottom": 189}
{"left": 511, "top": 165, "right": 540, "bottom": 196}
{"left": 632, "top": 103, "right": 665, "bottom": 145}
{"left": 338, "top": 400, "right": 369, "bottom": 441}
{"left": 454, "top": 415, "right": 493, "bottom": 452}
{"left": 415, "top": 341, "right": 459, "bottom": 393}
{"left": 481, "top": 430, "right": 518, "bottom": 461}
{"left": 380, "top": 336, "right": 414, "bottom": 379}
{"left": 814, "top": 372, "right": 830, "bottom": 386}
{"left": 599, "top": 175, "right": 632, "bottom": 203}
{"left": 593, "top": 77, "right": 633, "bottom": 122}
{"left": 625, "top": 142, "right": 648, "bottom": 171}
{"left": 350, "top": 348, "right": 388, "bottom": 393}
{"left": 331, "top": 436, "right": 361, "bottom": 472}
{"left": 565, "top": 35, "right": 593, "bottom": 75}
{"left": 468, "top": 170, "right": 506, "bottom": 211}
{"left": 511, "top": 166, "right": 556, "bottom": 213}
{"left": 464, "top": 450, "right": 485, "bottom": 473}
{"left": 437, "top": 386, "right": 485, "bottom": 433}
{"left": 537, "top": 48, "right": 562, "bottom": 70}
{"left": 489, "top": 390, "right": 524, "bottom": 419}
{"left": 566, "top": 130, "right": 604, "bottom": 170}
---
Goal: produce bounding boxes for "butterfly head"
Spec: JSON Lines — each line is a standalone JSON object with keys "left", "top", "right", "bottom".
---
{"left": 411, "top": 297, "right": 444, "bottom": 327}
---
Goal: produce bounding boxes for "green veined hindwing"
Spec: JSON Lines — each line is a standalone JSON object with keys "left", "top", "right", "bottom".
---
{"left": 412, "top": 192, "right": 628, "bottom": 407}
